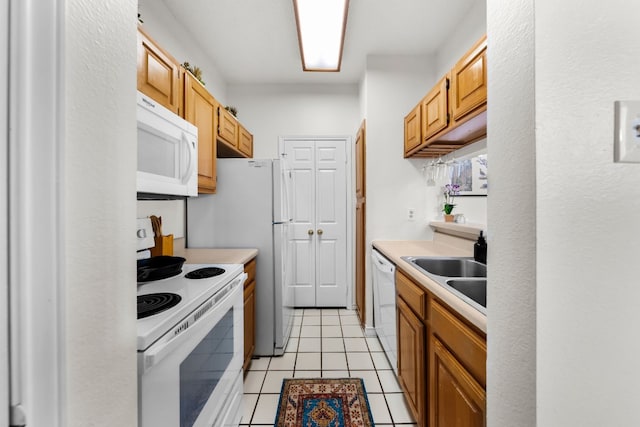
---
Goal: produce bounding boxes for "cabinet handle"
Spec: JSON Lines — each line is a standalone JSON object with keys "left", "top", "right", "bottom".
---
{"left": 308, "top": 229, "right": 314, "bottom": 235}
{"left": 317, "top": 229, "right": 323, "bottom": 235}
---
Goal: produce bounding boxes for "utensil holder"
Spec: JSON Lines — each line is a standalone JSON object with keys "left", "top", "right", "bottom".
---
{"left": 150, "top": 234, "right": 174, "bottom": 257}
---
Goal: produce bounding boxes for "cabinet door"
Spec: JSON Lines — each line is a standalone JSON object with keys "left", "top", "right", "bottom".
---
{"left": 243, "top": 279, "right": 256, "bottom": 371}
{"left": 397, "top": 297, "right": 426, "bottom": 426}
{"left": 430, "top": 337, "right": 486, "bottom": 427}
{"left": 355, "top": 121, "right": 366, "bottom": 199}
{"left": 136, "top": 27, "right": 181, "bottom": 115}
{"left": 238, "top": 125, "right": 253, "bottom": 158}
{"left": 184, "top": 73, "right": 217, "bottom": 193}
{"left": 217, "top": 106, "right": 238, "bottom": 148}
{"left": 422, "top": 76, "right": 449, "bottom": 140}
{"left": 354, "top": 120, "right": 366, "bottom": 325}
{"left": 451, "top": 36, "right": 487, "bottom": 121}
{"left": 404, "top": 103, "right": 422, "bottom": 155}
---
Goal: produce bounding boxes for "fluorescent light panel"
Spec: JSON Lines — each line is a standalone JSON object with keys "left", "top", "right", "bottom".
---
{"left": 293, "top": 0, "right": 349, "bottom": 71}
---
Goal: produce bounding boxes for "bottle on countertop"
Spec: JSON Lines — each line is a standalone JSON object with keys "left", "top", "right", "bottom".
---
{"left": 474, "top": 231, "right": 487, "bottom": 264}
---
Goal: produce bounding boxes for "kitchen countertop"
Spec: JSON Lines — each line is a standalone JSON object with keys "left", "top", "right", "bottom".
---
{"left": 174, "top": 247, "right": 258, "bottom": 265}
{"left": 372, "top": 240, "right": 486, "bottom": 334}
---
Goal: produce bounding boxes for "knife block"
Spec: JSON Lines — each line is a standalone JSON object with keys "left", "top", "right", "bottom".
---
{"left": 150, "top": 234, "right": 174, "bottom": 257}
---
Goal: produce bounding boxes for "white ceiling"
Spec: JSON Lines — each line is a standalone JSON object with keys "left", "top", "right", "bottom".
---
{"left": 160, "top": 0, "right": 478, "bottom": 85}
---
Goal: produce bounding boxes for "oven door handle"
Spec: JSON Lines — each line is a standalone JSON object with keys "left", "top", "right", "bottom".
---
{"left": 140, "top": 273, "right": 246, "bottom": 373}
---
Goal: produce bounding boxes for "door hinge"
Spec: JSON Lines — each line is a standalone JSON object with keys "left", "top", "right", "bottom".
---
{"left": 10, "top": 404, "right": 27, "bottom": 427}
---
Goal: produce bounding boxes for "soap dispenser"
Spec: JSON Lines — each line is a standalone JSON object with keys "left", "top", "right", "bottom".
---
{"left": 474, "top": 231, "right": 487, "bottom": 264}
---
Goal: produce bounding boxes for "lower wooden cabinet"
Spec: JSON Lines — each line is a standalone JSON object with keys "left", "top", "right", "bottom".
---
{"left": 243, "top": 258, "right": 256, "bottom": 372}
{"left": 397, "top": 297, "right": 426, "bottom": 426}
{"left": 395, "top": 268, "right": 486, "bottom": 427}
{"left": 430, "top": 337, "right": 486, "bottom": 427}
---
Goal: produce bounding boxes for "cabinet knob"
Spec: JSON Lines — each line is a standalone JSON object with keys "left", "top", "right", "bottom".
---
{"left": 317, "top": 229, "right": 323, "bottom": 235}
{"left": 308, "top": 229, "right": 314, "bottom": 235}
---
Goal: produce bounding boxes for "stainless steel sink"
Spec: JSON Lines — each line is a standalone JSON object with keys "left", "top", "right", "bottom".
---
{"left": 407, "top": 257, "right": 486, "bottom": 278}
{"left": 401, "top": 256, "right": 487, "bottom": 314}
{"left": 445, "top": 279, "right": 486, "bottom": 308}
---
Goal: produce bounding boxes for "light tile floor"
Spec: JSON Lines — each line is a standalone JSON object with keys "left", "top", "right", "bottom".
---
{"left": 241, "top": 308, "right": 417, "bottom": 426}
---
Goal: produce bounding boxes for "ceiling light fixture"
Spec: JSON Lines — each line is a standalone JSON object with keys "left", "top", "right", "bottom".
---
{"left": 293, "top": 0, "right": 350, "bottom": 72}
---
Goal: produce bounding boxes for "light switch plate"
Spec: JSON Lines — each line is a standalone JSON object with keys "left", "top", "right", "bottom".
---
{"left": 614, "top": 100, "right": 640, "bottom": 163}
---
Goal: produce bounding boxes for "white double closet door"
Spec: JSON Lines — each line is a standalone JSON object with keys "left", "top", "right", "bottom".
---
{"left": 284, "top": 138, "right": 348, "bottom": 307}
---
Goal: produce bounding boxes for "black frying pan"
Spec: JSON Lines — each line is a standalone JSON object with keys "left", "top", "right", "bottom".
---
{"left": 137, "top": 256, "right": 186, "bottom": 282}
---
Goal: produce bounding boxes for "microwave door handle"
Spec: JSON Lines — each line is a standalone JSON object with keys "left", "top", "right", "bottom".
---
{"left": 181, "top": 132, "right": 196, "bottom": 184}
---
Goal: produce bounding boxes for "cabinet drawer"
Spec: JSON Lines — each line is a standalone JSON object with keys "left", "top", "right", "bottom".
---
{"left": 396, "top": 270, "right": 426, "bottom": 319}
{"left": 244, "top": 258, "right": 256, "bottom": 286}
{"left": 430, "top": 299, "right": 486, "bottom": 387}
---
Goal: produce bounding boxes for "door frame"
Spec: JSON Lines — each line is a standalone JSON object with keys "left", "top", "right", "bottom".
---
{"left": 279, "top": 136, "right": 354, "bottom": 309}
{"left": 7, "top": 0, "right": 65, "bottom": 425}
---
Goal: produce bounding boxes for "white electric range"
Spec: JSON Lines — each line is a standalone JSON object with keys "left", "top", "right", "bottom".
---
{"left": 136, "top": 220, "right": 246, "bottom": 427}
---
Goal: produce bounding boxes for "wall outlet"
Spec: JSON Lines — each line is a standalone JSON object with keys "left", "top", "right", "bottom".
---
{"left": 614, "top": 101, "right": 640, "bottom": 163}
{"left": 407, "top": 208, "right": 415, "bottom": 221}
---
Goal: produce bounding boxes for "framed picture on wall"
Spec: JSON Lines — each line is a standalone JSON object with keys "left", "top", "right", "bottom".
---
{"left": 450, "top": 153, "right": 487, "bottom": 196}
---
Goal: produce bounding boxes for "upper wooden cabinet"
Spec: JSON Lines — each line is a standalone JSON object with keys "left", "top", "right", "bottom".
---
{"left": 404, "top": 35, "right": 487, "bottom": 158}
{"left": 404, "top": 103, "right": 422, "bottom": 154}
{"left": 451, "top": 36, "right": 488, "bottom": 122}
{"left": 217, "top": 106, "right": 238, "bottom": 147}
{"left": 238, "top": 125, "right": 254, "bottom": 158}
{"left": 136, "top": 26, "right": 255, "bottom": 195}
{"left": 422, "top": 75, "right": 449, "bottom": 140}
{"left": 183, "top": 72, "right": 217, "bottom": 193}
{"left": 137, "top": 26, "right": 182, "bottom": 115}
{"left": 217, "top": 107, "right": 254, "bottom": 158}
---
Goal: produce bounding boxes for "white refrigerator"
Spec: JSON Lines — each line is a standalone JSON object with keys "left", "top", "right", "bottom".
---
{"left": 187, "top": 158, "right": 294, "bottom": 356}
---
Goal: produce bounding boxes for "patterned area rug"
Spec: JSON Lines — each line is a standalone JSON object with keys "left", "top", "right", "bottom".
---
{"left": 275, "top": 378, "right": 375, "bottom": 427}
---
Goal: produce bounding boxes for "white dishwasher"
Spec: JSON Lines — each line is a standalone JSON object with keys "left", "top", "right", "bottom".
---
{"left": 371, "top": 249, "right": 397, "bottom": 373}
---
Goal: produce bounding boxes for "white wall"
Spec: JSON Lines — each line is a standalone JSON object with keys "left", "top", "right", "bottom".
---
{"left": 488, "top": 0, "right": 640, "bottom": 426}
{"left": 486, "top": 0, "right": 536, "bottom": 425}
{"left": 64, "top": 0, "right": 138, "bottom": 425}
{"left": 435, "top": 0, "right": 488, "bottom": 77}
{"left": 362, "top": 54, "right": 437, "bottom": 326}
{"left": 535, "top": 0, "right": 640, "bottom": 425}
{"left": 227, "top": 84, "right": 360, "bottom": 159}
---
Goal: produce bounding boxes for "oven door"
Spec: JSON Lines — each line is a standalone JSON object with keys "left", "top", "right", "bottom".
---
{"left": 138, "top": 273, "right": 246, "bottom": 427}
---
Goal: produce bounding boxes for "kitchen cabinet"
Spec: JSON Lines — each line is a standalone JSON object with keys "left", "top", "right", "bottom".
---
{"left": 404, "top": 35, "right": 487, "bottom": 158}
{"left": 243, "top": 258, "right": 257, "bottom": 372}
{"left": 183, "top": 72, "right": 217, "bottom": 193}
{"left": 238, "top": 124, "right": 254, "bottom": 158}
{"left": 429, "top": 299, "right": 486, "bottom": 427}
{"left": 395, "top": 268, "right": 486, "bottom": 427}
{"left": 451, "top": 36, "right": 488, "bottom": 122}
{"left": 403, "top": 103, "right": 422, "bottom": 155}
{"left": 422, "top": 76, "right": 449, "bottom": 141}
{"left": 217, "top": 107, "right": 254, "bottom": 158}
{"left": 136, "top": 26, "right": 182, "bottom": 115}
{"left": 396, "top": 270, "right": 427, "bottom": 426}
{"left": 397, "top": 297, "right": 426, "bottom": 426}
{"left": 354, "top": 120, "right": 366, "bottom": 325}
{"left": 217, "top": 105, "right": 238, "bottom": 148}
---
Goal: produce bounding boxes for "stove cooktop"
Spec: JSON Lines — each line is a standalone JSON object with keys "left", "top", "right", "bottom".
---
{"left": 136, "top": 263, "right": 243, "bottom": 351}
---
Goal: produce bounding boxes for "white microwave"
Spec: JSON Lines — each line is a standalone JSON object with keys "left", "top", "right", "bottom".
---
{"left": 137, "top": 91, "right": 198, "bottom": 198}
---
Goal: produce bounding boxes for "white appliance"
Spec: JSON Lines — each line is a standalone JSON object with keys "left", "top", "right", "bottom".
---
{"left": 372, "top": 248, "right": 397, "bottom": 374}
{"left": 137, "top": 90, "right": 198, "bottom": 198}
{"left": 187, "top": 158, "right": 294, "bottom": 356}
{"left": 137, "top": 219, "right": 246, "bottom": 427}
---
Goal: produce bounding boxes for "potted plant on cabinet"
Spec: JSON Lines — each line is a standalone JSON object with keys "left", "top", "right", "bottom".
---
{"left": 442, "top": 183, "right": 460, "bottom": 222}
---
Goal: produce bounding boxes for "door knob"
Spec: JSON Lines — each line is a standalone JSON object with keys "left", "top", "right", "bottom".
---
{"left": 317, "top": 229, "right": 323, "bottom": 235}
{"left": 308, "top": 229, "right": 314, "bottom": 235}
